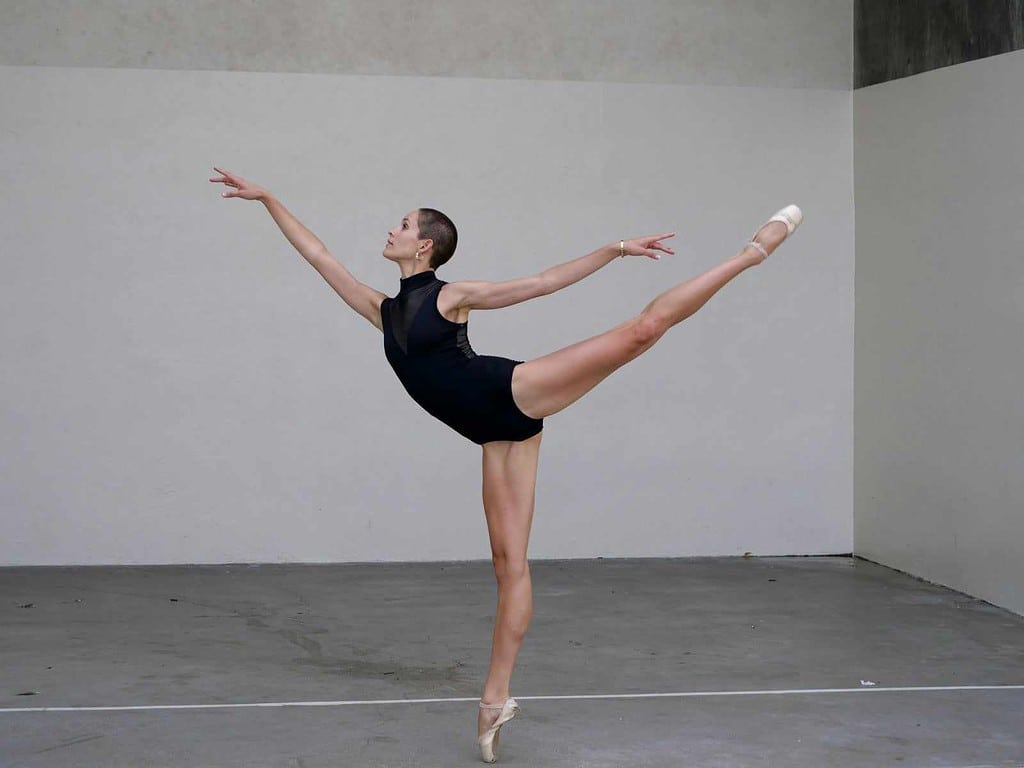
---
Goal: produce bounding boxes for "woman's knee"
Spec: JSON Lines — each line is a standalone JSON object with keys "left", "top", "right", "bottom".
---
{"left": 632, "top": 313, "right": 668, "bottom": 348}
{"left": 491, "top": 552, "right": 530, "bottom": 585}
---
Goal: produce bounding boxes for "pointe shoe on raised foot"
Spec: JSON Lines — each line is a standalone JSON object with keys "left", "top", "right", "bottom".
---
{"left": 477, "top": 697, "right": 520, "bottom": 763}
{"left": 746, "top": 204, "right": 803, "bottom": 260}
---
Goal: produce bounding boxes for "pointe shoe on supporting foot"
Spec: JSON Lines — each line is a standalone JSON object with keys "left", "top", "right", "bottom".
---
{"left": 746, "top": 204, "right": 803, "bottom": 260}
{"left": 477, "top": 697, "right": 520, "bottom": 763}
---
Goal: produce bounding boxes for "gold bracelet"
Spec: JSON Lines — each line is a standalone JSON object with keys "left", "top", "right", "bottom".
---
{"left": 619, "top": 240, "right": 625, "bottom": 258}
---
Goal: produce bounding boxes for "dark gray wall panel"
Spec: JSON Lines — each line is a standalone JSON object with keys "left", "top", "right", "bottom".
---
{"left": 856, "top": 0, "right": 1024, "bottom": 87}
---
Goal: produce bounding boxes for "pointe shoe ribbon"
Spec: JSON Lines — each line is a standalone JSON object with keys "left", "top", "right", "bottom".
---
{"left": 746, "top": 204, "right": 803, "bottom": 260}
{"left": 477, "top": 697, "right": 520, "bottom": 763}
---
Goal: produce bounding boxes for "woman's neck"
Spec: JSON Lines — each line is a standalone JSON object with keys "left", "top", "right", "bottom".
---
{"left": 399, "top": 262, "right": 435, "bottom": 279}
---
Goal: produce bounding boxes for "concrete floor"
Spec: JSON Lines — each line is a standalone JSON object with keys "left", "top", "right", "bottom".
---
{"left": 2, "top": 556, "right": 1023, "bottom": 767}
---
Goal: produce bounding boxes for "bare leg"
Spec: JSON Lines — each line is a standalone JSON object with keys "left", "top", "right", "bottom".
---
{"left": 478, "top": 431, "right": 542, "bottom": 745}
{"left": 512, "top": 221, "right": 788, "bottom": 419}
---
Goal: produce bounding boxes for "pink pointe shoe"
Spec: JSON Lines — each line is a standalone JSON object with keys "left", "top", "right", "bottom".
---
{"left": 746, "top": 204, "right": 803, "bottom": 260}
{"left": 477, "top": 697, "right": 520, "bottom": 763}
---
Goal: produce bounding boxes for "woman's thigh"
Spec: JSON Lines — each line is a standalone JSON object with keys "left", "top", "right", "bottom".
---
{"left": 480, "top": 432, "right": 542, "bottom": 564}
{"left": 511, "top": 316, "right": 659, "bottom": 420}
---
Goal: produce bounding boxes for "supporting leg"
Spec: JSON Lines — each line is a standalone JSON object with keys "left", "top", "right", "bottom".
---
{"left": 511, "top": 221, "right": 789, "bottom": 420}
{"left": 477, "top": 431, "right": 542, "bottom": 745}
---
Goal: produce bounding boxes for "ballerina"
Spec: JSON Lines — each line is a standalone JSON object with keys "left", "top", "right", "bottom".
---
{"left": 210, "top": 167, "right": 801, "bottom": 762}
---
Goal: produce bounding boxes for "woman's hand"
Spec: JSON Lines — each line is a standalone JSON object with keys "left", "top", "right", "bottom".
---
{"left": 621, "top": 233, "right": 675, "bottom": 260}
{"left": 209, "top": 167, "right": 268, "bottom": 201}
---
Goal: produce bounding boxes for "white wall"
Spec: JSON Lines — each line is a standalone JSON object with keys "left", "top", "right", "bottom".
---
{"left": 0, "top": 1, "right": 853, "bottom": 565}
{"left": 854, "top": 50, "right": 1024, "bottom": 615}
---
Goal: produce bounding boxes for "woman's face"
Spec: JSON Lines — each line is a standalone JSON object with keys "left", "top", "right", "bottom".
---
{"left": 383, "top": 210, "right": 423, "bottom": 262}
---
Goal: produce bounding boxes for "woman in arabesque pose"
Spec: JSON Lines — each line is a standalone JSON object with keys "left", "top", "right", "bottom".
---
{"left": 211, "top": 166, "right": 801, "bottom": 763}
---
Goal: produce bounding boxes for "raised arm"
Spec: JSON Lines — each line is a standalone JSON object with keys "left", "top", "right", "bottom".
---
{"left": 210, "top": 167, "right": 387, "bottom": 330}
{"left": 445, "top": 234, "right": 675, "bottom": 312}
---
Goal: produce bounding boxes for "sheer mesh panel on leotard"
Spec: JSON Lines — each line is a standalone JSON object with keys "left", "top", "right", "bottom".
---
{"left": 387, "top": 279, "right": 435, "bottom": 354}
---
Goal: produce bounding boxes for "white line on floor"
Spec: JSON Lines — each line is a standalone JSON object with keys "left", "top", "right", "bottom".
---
{"left": 2, "top": 685, "right": 1023, "bottom": 714}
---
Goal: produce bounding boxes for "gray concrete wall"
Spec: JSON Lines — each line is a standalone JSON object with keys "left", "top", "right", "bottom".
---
{"left": 856, "top": 0, "right": 1024, "bottom": 87}
{"left": 854, "top": 49, "right": 1024, "bottom": 615}
{"left": 1, "top": 0, "right": 852, "bottom": 88}
{"left": 1, "top": 2, "right": 854, "bottom": 566}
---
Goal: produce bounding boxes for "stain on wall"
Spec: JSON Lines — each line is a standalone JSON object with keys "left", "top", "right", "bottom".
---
{"left": 856, "top": 0, "right": 1024, "bottom": 87}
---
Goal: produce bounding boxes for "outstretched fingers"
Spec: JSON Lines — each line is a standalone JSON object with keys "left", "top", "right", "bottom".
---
{"left": 209, "top": 166, "right": 235, "bottom": 185}
{"left": 625, "top": 232, "right": 676, "bottom": 260}
{"left": 208, "top": 167, "right": 265, "bottom": 201}
{"left": 209, "top": 166, "right": 238, "bottom": 197}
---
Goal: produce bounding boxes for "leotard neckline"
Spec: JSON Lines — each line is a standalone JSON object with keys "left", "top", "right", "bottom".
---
{"left": 399, "top": 271, "right": 437, "bottom": 291}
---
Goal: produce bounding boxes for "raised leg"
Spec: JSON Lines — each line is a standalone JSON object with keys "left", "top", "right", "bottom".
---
{"left": 477, "top": 431, "right": 542, "bottom": 747}
{"left": 511, "top": 221, "right": 789, "bottom": 420}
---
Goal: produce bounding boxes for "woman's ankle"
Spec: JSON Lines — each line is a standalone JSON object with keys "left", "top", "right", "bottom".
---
{"left": 481, "top": 689, "right": 510, "bottom": 705}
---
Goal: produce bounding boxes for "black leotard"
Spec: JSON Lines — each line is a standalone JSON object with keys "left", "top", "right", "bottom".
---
{"left": 381, "top": 271, "right": 543, "bottom": 444}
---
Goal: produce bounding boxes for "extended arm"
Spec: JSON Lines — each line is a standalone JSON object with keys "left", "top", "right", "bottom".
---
{"left": 446, "top": 234, "right": 674, "bottom": 311}
{"left": 211, "top": 167, "right": 386, "bottom": 330}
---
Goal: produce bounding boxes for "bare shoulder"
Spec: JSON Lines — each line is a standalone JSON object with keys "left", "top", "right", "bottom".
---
{"left": 438, "top": 281, "right": 479, "bottom": 323}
